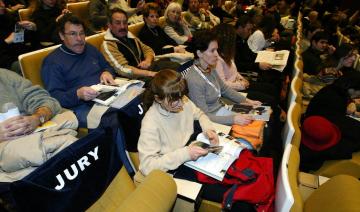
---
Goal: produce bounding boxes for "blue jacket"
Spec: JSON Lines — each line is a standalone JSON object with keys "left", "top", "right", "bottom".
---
{"left": 41, "top": 43, "right": 115, "bottom": 108}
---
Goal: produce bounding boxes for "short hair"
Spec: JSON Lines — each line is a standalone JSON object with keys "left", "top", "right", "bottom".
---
{"left": 258, "top": 15, "right": 276, "bottom": 39}
{"left": 142, "top": 2, "right": 160, "bottom": 18}
{"left": 310, "top": 31, "right": 329, "bottom": 43}
{"left": 107, "top": 8, "right": 128, "bottom": 23}
{"left": 143, "top": 69, "right": 188, "bottom": 109}
{"left": 164, "top": 2, "right": 182, "bottom": 21}
{"left": 191, "top": 29, "right": 217, "bottom": 59}
{"left": 57, "top": 14, "right": 85, "bottom": 33}
{"left": 235, "top": 14, "right": 252, "bottom": 28}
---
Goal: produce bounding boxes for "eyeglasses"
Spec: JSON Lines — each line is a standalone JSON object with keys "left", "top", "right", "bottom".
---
{"left": 63, "top": 31, "right": 86, "bottom": 38}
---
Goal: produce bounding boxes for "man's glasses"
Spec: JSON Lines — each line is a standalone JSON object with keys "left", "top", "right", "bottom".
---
{"left": 63, "top": 31, "right": 86, "bottom": 38}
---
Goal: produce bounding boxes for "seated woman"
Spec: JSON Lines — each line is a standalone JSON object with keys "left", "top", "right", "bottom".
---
{"left": 31, "top": 0, "right": 69, "bottom": 46}
{"left": 163, "top": 2, "right": 192, "bottom": 45}
{"left": 184, "top": 29, "right": 261, "bottom": 126}
{"left": 138, "top": 2, "right": 186, "bottom": 55}
{"left": 0, "top": 68, "right": 78, "bottom": 181}
{"left": 135, "top": 69, "right": 255, "bottom": 211}
{"left": 301, "top": 71, "right": 360, "bottom": 171}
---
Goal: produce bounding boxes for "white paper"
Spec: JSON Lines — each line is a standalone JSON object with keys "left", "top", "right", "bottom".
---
{"left": 173, "top": 178, "right": 202, "bottom": 200}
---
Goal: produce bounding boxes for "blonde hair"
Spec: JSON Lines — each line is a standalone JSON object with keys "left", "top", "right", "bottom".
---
{"left": 164, "top": 2, "right": 182, "bottom": 22}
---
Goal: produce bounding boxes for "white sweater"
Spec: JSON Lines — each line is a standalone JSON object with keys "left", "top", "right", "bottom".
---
{"left": 138, "top": 97, "right": 214, "bottom": 175}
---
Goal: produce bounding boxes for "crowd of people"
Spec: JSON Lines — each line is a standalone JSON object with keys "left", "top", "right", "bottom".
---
{"left": 1, "top": 0, "right": 359, "bottom": 210}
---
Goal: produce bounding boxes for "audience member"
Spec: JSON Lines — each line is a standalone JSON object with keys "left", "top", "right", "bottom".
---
{"left": 101, "top": 8, "right": 179, "bottom": 80}
{"left": 135, "top": 69, "right": 255, "bottom": 211}
{"left": 0, "top": 68, "right": 78, "bottom": 181}
{"left": 208, "top": 0, "right": 234, "bottom": 22}
{"left": 301, "top": 71, "right": 360, "bottom": 171}
{"left": 183, "top": 0, "right": 219, "bottom": 32}
{"left": 185, "top": 29, "right": 261, "bottom": 126}
{"left": 247, "top": 15, "right": 280, "bottom": 53}
{"left": 109, "top": 0, "right": 144, "bottom": 24}
{"left": 31, "top": 0, "right": 68, "bottom": 46}
{"left": 163, "top": 2, "right": 192, "bottom": 45}
{"left": 302, "top": 31, "right": 336, "bottom": 75}
{"left": 41, "top": 15, "right": 116, "bottom": 127}
{"left": 88, "top": 0, "right": 108, "bottom": 32}
{"left": 0, "top": 0, "right": 38, "bottom": 72}
{"left": 138, "top": 3, "right": 185, "bottom": 55}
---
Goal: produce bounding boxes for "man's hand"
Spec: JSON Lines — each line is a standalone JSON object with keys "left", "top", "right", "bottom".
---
{"left": 138, "top": 60, "right": 152, "bottom": 69}
{"left": 327, "top": 45, "right": 336, "bottom": 55}
{"left": 259, "top": 62, "right": 272, "bottom": 70}
{"left": 100, "top": 71, "right": 115, "bottom": 85}
{"left": 77, "top": 87, "right": 99, "bottom": 101}
{"left": 11, "top": 3, "right": 25, "bottom": 11}
{"left": 0, "top": 115, "right": 39, "bottom": 141}
{"left": 204, "top": 129, "right": 219, "bottom": 146}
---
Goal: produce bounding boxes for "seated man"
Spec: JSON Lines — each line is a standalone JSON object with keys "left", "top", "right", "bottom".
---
{"left": 302, "top": 31, "right": 336, "bottom": 75}
{"left": 41, "top": 14, "right": 116, "bottom": 128}
{"left": 0, "top": 68, "right": 78, "bottom": 181}
{"left": 101, "top": 8, "right": 179, "bottom": 80}
{"left": 183, "top": 0, "right": 219, "bottom": 32}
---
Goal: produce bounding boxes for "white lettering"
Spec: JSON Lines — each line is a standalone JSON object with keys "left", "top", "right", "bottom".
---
{"left": 64, "top": 164, "right": 78, "bottom": 180}
{"left": 54, "top": 174, "right": 65, "bottom": 190}
{"left": 88, "top": 146, "right": 99, "bottom": 160}
{"left": 138, "top": 104, "right": 143, "bottom": 115}
{"left": 77, "top": 156, "right": 90, "bottom": 171}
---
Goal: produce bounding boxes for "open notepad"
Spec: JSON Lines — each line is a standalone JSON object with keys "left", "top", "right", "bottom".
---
{"left": 185, "top": 132, "right": 248, "bottom": 181}
{"left": 255, "top": 50, "right": 290, "bottom": 72}
{"left": 90, "top": 78, "right": 145, "bottom": 106}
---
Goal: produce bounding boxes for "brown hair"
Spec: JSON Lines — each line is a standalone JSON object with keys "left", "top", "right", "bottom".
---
{"left": 143, "top": 69, "right": 188, "bottom": 109}
{"left": 213, "top": 24, "right": 236, "bottom": 65}
{"left": 142, "top": 2, "right": 160, "bottom": 18}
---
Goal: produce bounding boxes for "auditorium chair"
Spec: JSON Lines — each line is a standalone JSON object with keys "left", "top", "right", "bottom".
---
{"left": 87, "top": 168, "right": 177, "bottom": 212}
{"left": 275, "top": 144, "right": 360, "bottom": 212}
{"left": 66, "top": 1, "right": 90, "bottom": 26}
{"left": 18, "top": 8, "right": 32, "bottom": 21}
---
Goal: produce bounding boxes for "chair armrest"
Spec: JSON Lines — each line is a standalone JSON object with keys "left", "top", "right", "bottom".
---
{"left": 118, "top": 170, "right": 177, "bottom": 212}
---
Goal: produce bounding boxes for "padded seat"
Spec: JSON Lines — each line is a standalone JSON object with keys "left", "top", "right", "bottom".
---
{"left": 87, "top": 168, "right": 177, "bottom": 212}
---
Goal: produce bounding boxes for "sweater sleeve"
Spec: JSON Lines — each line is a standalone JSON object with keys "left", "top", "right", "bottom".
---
{"left": 164, "top": 25, "right": 189, "bottom": 45}
{"left": 41, "top": 58, "right": 82, "bottom": 108}
{"left": 6, "top": 70, "right": 61, "bottom": 116}
{"left": 138, "top": 118, "right": 191, "bottom": 176}
{"left": 186, "top": 71, "right": 235, "bottom": 125}
{"left": 189, "top": 99, "right": 215, "bottom": 132}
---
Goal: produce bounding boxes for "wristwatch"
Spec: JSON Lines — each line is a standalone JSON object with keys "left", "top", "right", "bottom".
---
{"left": 38, "top": 114, "right": 46, "bottom": 125}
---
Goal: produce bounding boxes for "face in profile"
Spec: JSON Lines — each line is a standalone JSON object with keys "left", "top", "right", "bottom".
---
{"left": 189, "top": 0, "right": 199, "bottom": 13}
{"left": 341, "top": 50, "right": 357, "bottom": 67}
{"left": 60, "top": 22, "right": 86, "bottom": 54}
{"left": 197, "top": 40, "right": 219, "bottom": 68}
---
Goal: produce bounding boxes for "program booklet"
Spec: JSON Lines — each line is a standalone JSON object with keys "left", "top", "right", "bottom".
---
{"left": 255, "top": 50, "right": 290, "bottom": 72}
{"left": 90, "top": 78, "right": 144, "bottom": 106}
{"left": 184, "top": 132, "right": 250, "bottom": 181}
{"left": 231, "top": 104, "right": 271, "bottom": 121}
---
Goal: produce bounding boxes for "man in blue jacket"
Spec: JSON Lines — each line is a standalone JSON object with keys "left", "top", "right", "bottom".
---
{"left": 41, "top": 14, "right": 116, "bottom": 127}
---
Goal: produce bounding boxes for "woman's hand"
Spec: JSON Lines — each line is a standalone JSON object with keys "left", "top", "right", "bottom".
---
{"left": 0, "top": 115, "right": 39, "bottom": 141}
{"left": 245, "top": 98, "right": 262, "bottom": 107}
{"left": 204, "top": 129, "right": 219, "bottom": 145}
{"left": 233, "top": 114, "right": 253, "bottom": 126}
{"left": 188, "top": 143, "right": 208, "bottom": 160}
{"left": 18, "top": 21, "right": 37, "bottom": 31}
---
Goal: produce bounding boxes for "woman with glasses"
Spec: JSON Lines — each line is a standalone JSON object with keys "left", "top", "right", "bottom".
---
{"left": 163, "top": 2, "right": 192, "bottom": 45}
{"left": 135, "top": 69, "right": 256, "bottom": 211}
